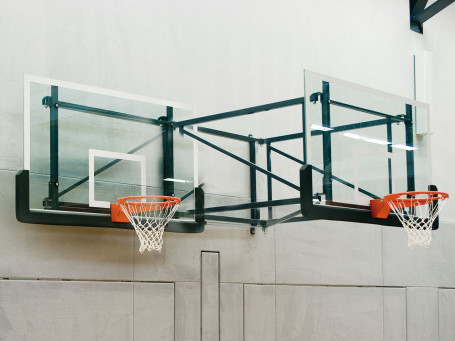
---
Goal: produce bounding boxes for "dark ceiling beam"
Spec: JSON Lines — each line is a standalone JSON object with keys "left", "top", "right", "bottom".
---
{"left": 410, "top": 0, "right": 455, "bottom": 33}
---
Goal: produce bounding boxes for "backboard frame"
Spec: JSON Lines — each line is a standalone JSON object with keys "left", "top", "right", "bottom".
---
{"left": 17, "top": 74, "right": 205, "bottom": 233}
{"left": 301, "top": 70, "right": 439, "bottom": 229}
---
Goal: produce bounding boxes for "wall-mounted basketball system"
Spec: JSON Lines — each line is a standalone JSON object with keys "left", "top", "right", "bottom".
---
{"left": 16, "top": 72, "right": 448, "bottom": 248}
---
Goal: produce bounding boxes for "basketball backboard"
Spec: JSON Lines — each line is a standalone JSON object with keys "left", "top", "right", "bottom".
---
{"left": 17, "top": 75, "right": 203, "bottom": 232}
{"left": 302, "top": 70, "right": 433, "bottom": 225}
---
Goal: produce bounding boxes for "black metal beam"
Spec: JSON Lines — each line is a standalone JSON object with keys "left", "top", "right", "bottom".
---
{"left": 189, "top": 197, "right": 301, "bottom": 214}
{"left": 204, "top": 214, "right": 261, "bottom": 226}
{"left": 328, "top": 100, "right": 408, "bottom": 123}
{"left": 322, "top": 82, "right": 333, "bottom": 201}
{"left": 56, "top": 101, "right": 163, "bottom": 126}
{"left": 387, "top": 122, "right": 393, "bottom": 194}
{"left": 262, "top": 132, "right": 304, "bottom": 144}
{"left": 263, "top": 210, "right": 301, "bottom": 227}
{"left": 405, "top": 104, "right": 416, "bottom": 192}
{"left": 302, "top": 103, "right": 308, "bottom": 165}
{"left": 162, "top": 107, "right": 174, "bottom": 196}
{"left": 174, "top": 97, "right": 305, "bottom": 127}
{"left": 266, "top": 143, "right": 273, "bottom": 219}
{"left": 47, "top": 86, "right": 59, "bottom": 209}
{"left": 310, "top": 118, "right": 393, "bottom": 136}
{"left": 197, "top": 126, "right": 258, "bottom": 142}
{"left": 412, "top": 0, "right": 455, "bottom": 24}
{"left": 410, "top": 0, "right": 428, "bottom": 15}
{"left": 181, "top": 128, "right": 300, "bottom": 191}
{"left": 249, "top": 138, "right": 259, "bottom": 233}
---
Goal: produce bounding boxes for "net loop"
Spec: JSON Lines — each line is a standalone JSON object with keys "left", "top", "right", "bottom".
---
{"left": 117, "top": 196, "right": 180, "bottom": 253}
{"left": 386, "top": 192, "right": 448, "bottom": 248}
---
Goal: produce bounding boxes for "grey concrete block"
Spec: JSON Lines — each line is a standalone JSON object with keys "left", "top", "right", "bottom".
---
{"left": 244, "top": 285, "right": 275, "bottom": 341}
{"left": 276, "top": 285, "right": 383, "bottom": 341}
{"left": 439, "top": 289, "right": 455, "bottom": 341}
{"left": 0, "top": 171, "right": 134, "bottom": 281}
{"left": 202, "top": 252, "right": 220, "bottom": 341}
{"left": 220, "top": 283, "right": 243, "bottom": 341}
{"left": 0, "top": 279, "right": 133, "bottom": 341}
{"left": 175, "top": 281, "right": 201, "bottom": 341}
{"left": 275, "top": 220, "right": 383, "bottom": 285}
{"left": 134, "top": 223, "right": 275, "bottom": 284}
{"left": 383, "top": 221, "right": 455, "bottom": 287}
{"left": 384, "top": 288, "right": 406, "bottom": 341}
{"left": 406, "top": 287, "right": 438, "bottom": 341}
{"left": 133, "top": 282, "right": 174, "bottom": 341}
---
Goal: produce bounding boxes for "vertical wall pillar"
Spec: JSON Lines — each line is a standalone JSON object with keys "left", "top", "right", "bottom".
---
{"left": 321, "top": 81, "right": 333, "bottom": 201}
{"left": 49, "top": 85, "right": 59, "bottom": 209}
{"left": 162, "top": 107, "right": 174, "bottom": 196}
{"left": 201, "top": 252, "right": 220, "bottom": 341}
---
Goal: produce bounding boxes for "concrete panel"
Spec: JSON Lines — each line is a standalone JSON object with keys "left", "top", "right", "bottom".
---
{"left": 407, "top": 287, "right": 438, "bottom": 341}
{"left": 383, "top": 221, "right": 455, "bottom": 287}
{"left": 0, "top": 279, "right": 133, "bottom": 341}
{"left": 276, "top": 285, "right": 383, "bottom": 341}
{"left": 220, "top": 283, "right": 243, "bottom": 341}
{"left": 0, "top": 109, "right": 22, "bottom": 171}
{"left": 133, "top": 282, "right": 174, "bottom": 341}
{"left": 383, "top": 288, "right": 406, "bottom": 341}
{"left": 0, "top": 170, "right": 134, "bottom": 281}
{"left": 244, "top": 285, "right": 275, "bottom": 341}
{"left": 134, "top": 222, "right": 275, "bottom": 284}
{"left": 275, "top": 220, "right": 383, "bottom": 285}
{"left": 202, "top": 252, "right": 220, "bottom": 341}
{"left": 175, "top": 281, "right": 201, "bottom": 341}
{"left": 439, "top": 289, "right": 455, "bottom": 341}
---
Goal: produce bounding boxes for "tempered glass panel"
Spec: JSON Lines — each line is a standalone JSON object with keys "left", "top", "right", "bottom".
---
{"left": 28, "top": 79, "right": 195, "bottom": 218}
{"left": 304, "top": 70, "right": 431, "bottom": 207}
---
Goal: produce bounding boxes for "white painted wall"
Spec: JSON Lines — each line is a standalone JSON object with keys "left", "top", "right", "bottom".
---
{"left": 1, "top": 0, "right": 455, "bottom": 340}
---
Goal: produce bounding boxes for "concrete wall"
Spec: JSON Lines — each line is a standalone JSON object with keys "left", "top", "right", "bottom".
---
{"left": 1, "top": 0, "right": 455, "bottom": 340}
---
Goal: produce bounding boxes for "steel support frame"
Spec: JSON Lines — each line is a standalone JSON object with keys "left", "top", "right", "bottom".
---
{"left": 410, "top": 0, "right": 455, "bottom": 33}
{"left": 176, "top": 97, "right": 308, "bottom": 229}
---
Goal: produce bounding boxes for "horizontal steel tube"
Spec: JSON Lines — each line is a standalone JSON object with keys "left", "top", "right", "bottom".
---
{"left": 57, "top": 101, "right": 163, "bottom": 126}
{"left": 328, "top": 100, "right": 408, "bottom": 122}
{"left": 197, "top": 126, "right": 258, "bottom": 142}
{"left": 174, "top": 97, "right": 305, "bottom": 127}
{"left": 189, "top": 197, "right": 301, "bottom": 214}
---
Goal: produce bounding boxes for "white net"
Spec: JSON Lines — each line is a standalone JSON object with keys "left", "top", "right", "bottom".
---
{"left": 119, "top": 197, "right": 180, "bottom": 253}
{"left": 388, "top": 194, "right": 447, "bottom": 248}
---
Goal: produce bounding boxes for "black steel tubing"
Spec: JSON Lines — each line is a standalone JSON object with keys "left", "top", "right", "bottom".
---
{"left": 57, "top": 101, "right": 163, "bottom": 126}
{"left": 197, "top": 126, "right": 258, "bottom": 142}
{"left": 181, "top": 128, "right": 300, "bottom": 191}
{"left": 328, "top": 100, "right": 408, "bottom": 123}
{"left": 49, "top": 86, "right": 59, "bottom": 209}
{"left": 310, "top": 119, "right": 393, "bottom": 136}
{"left": 174, "top": 97, "right": 305, "bottom": 127}
{"left": 189, "top": 197, "right": 301, "bottom": 214}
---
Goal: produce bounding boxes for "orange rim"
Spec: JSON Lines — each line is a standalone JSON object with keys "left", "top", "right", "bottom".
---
{"left": 117, "top": 196, "right": 180, "bottom": 211}
{"left": 111, "top": 196, "right": 180, "bottom": 223}
{"left": 383, "top": 191, "right": 449, "bottom": 208}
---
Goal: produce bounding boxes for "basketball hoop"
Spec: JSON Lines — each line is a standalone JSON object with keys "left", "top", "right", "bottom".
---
{"left": 371, "top": 191, "right": 449, "bottom": 248}
{"left": 111, "top": 196, "right": 181, "bottom": 253}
